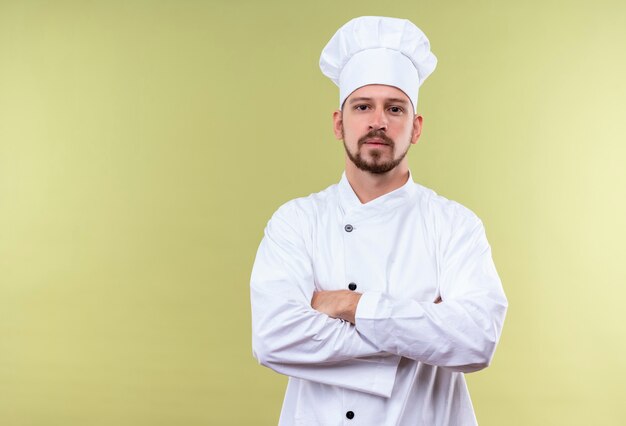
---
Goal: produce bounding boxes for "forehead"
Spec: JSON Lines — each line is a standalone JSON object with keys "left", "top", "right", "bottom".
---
{"left": 345, "top": 84, "right": 411, "bottom": 104}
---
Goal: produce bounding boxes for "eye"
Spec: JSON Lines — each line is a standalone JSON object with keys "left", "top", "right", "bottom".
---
{"left": 388, "top": 106, "right": 404, "bottom": 114}
{"left": 354, "top": 104, "right": 370, "bottom": 111}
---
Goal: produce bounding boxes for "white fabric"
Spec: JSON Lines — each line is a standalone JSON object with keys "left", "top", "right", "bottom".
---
{"left": 338, "top": 48, "right": 419, "bottom": 113}
{"left": 250, "top": 172, "right": 508, "bottom": 426}
{"left": 319, "top": 16, "right": 437, "bottom": 111}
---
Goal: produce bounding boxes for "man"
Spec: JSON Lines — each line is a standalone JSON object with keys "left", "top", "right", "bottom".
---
{"left": 250, "top": 16, "right": 507, "bottom": 426}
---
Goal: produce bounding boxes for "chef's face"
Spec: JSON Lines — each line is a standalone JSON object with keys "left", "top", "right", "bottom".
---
{"left": 333, "top": 84, "right": 422, "bottom": 174}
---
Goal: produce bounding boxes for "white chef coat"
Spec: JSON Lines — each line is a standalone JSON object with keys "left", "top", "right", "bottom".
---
{"left": 250, "top": 171, "right": 508, "bottom": 426}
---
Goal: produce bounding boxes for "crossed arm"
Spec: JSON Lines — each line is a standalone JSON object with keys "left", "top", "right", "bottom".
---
{"left": 311, "top": 290, "right": 362, "bottom": 324}
{"left": 311, "top": 291, "right": 443, "bottom": 324}
{"left": 250, "top": 203, "right": 507, "bottom": 397}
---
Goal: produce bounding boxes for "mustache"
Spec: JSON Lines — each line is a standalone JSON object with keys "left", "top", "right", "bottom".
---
{"left": 358, "top": 130, "right": 394, "bottom": 147}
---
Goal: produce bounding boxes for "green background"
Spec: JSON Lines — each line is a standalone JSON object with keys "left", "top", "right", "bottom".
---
{"left": 1, "top": 0, "right": 625, "bottom": 424}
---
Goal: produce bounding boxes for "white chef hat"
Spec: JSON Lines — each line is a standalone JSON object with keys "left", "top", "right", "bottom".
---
{"left": 319, "top": 16, "right": 437, "bottom": 112}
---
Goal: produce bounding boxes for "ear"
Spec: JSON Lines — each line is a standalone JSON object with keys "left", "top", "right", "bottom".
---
{"left": 411, "top": 114, "right": 423, "bottom": 145}
{"left": 332, "top": 110, "right": 343, "bottom": 140}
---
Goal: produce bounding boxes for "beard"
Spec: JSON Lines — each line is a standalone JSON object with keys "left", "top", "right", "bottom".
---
{"left": 342, "top": 129, "right": 412, "bottom": 174}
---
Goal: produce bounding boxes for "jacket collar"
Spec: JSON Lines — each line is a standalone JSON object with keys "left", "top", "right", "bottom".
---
{"left": 338, "top": 170, "right": 416, "bottom": 215}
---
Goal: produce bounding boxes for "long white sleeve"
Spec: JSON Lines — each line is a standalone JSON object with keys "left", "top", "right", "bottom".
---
{"left": 250, "top": 201, "right": 400, "bottom": 397}
{"left": 354, "top": 211, "right": 508, "bottom": 372}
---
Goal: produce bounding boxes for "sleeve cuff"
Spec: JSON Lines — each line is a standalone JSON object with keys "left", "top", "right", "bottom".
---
{"left": 355, "top": 291, "right": 393, "bottom": 348}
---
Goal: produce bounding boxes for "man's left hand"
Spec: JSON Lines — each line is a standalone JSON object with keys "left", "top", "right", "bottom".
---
{"left": 311, "top": 290, "right": 362, "bottom": 324}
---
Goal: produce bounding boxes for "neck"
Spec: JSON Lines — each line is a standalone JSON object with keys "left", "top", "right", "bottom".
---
{"left": 345, "top": 162, "right": 410, "bottom": 204}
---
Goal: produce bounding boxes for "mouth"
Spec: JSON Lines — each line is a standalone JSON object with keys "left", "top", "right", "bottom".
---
{"left": 364, "top": 138, "right": 390, "bottom": 146}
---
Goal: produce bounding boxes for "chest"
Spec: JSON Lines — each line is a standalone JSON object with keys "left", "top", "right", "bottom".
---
{"left": 309, "top": 206, "right": 440, "bottom": 302}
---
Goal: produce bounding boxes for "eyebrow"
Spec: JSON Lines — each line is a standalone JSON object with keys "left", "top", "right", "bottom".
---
{"left": 348, "top": 97, "right": 410, "bottom": 105}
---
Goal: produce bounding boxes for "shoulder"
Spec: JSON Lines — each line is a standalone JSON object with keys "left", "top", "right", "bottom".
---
{"left": 267, "top": 181, "right": 340, "bottom": 228}
{"left": 410, "top": 183, "right": 493, "bottom": 264}
{"left": 412, "top": 182, "right": 483, "bottom": 232}
{"left": 261, "top": 182, "right": 338, "bottom": 252}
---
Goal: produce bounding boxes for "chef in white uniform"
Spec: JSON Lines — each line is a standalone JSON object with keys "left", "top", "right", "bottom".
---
{"left": 250, "top": 16, "right": 508, "bottom": 426}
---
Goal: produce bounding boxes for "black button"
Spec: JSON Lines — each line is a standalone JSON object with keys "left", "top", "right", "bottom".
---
{"left": 344, "top": 224, "right": 354, "bottom": 232}
{"left": 346, "top": 411, "right": 355, "bottom": 420}
{"left": 348, "top": 283, "right": 357, "bottom": 291}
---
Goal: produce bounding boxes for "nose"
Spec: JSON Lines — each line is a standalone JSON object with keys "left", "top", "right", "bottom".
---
{"left": 368, "top": 108, "right": 388, "bottom": 132}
